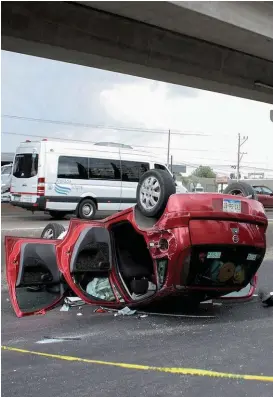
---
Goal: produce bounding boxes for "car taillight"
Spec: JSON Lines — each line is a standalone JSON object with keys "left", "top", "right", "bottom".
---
{"left": 37, "top": 177, "right": 45, "bottom": 196}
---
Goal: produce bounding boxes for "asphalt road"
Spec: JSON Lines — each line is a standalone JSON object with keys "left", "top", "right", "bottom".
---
{"left": 1, "top": 204, "right": 273, "bottom": 397}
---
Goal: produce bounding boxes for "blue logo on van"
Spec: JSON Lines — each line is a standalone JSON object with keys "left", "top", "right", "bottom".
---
{"left": 54, "top": 183, "right": 71, "bottom": 195}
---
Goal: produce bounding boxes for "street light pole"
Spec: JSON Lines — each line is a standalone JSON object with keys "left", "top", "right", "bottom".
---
{"left": 167, "top": 129, "right": 171, "bottom": 168}
{"left": 236, "top": 133, "right": 248, "bottom": 181}
{"left": 236, "top": 133, "right": 240, "bottom": 181}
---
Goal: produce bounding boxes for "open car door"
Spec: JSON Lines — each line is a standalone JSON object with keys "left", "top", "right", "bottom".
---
{"left": 56, "top": 224, "right": 125, "bottom": 307}
{"left": 5, "top": 236, "right": 66, "bottom": 317}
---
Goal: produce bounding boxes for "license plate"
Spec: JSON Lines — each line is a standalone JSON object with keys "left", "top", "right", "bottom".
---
{"left": 20, "top": 195, "right": 33, "bottom": 203}
{"left": 247, "top": 253, "right": 257, "bottom": 261}
{"left": 223, "top": 199, "right": 241, "bottom": 213}
{"left": 207, "top": 252, "right": 221, "bottom": 259}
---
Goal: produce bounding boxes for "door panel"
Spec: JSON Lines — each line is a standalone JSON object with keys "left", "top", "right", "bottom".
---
{"left": 5, "top": 237, "right": 65, "bottom": 317}
{"left": 57, "top": 225, "right": 124, "bottom": 306}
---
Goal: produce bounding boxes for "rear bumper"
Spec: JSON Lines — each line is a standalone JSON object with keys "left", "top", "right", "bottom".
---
{"left": 11, "top": 196, "right": 46, "bottom": 211}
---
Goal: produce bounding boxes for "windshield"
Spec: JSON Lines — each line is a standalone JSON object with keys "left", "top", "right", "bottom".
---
{"left": 13, "top": 153, "right": 38, "bottom": 179}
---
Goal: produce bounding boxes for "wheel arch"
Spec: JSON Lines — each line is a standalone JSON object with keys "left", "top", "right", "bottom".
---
{"left": 76, "top": 196, "right": 98, "bottom": 217}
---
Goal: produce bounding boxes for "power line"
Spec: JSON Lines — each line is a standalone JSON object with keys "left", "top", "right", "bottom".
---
{"left": 2, "top": 131, "right": 273, "bottom": 171}
{"left": 0, "top": 131, "right": 231, "bottom": 154}
{"left": 0, "top": 131, "right": 245, "bottom": 163}
{"left": 3, "top": 131, "right": 273, "bottom": 170}
{"left": 1, "top": 114, "right": 210, "bottom": 137}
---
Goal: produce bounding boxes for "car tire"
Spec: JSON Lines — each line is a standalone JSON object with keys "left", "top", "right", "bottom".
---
{"left": 49, "top": 210, "right": 67, "bottom": 220}
{"left": 41, "top": 223, "right": 66, "bottom": 239}
{"left": 136, "top": 169, "right": 176, "bottom": 218}
{"left": 77, "top": 198, "right": 96, "bottom": 220}
{"left": 223, "top": 182, "right": 257, "bottom": 200}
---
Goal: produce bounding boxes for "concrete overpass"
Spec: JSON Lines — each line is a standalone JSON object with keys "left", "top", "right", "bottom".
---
{"left": 2, "top": 1, "right": 273, "bottom": 103}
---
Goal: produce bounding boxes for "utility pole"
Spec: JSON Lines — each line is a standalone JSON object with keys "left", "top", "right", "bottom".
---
{"left": 167, "top": 129, "right": 171, "bottom": 168}
{"left": 236, "top": 133, "right": 248, "bottom": 181}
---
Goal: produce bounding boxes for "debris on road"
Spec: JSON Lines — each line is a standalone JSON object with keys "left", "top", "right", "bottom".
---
{"left": 114, "top": 306, "right": 137, "bottom": 316}
{"left": 60, "top": 304, "right": 70, "bottom": 312}
{"left": 259, "top": 290, "right": 273, "bottom": 307}
{"left": 60, "top": 297, "right": 86, "bottom": 312}
{"left": 139, "top": 314, "right": 148, "bottom": 318}
{"left": 102, "top": 306, "right": 216, "bottom": 319}
{"left": 200, "top": 299, "right": 222, "bottom": 307}
{"left": 94, "top": 307, "right": 108, "bottom": 313}
{"left": 65, "top": 297, "right": 85, "bottom": 307}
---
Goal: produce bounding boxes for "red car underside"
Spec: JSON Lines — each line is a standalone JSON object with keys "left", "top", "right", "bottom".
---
{"left": 5, "top": 193, "right": 268, "bottom": 317}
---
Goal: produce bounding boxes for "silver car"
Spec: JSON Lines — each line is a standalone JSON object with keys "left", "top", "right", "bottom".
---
{"left": 1, "top": 163, "right": 12, "bottom": 196}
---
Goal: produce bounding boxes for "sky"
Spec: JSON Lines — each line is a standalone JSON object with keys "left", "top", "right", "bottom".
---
{"left": 1, "top": 50, "right": 273, "bottom": 177}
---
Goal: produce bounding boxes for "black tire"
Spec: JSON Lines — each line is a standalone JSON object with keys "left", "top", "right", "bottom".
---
{"left": 49, "top": 210, "right": 67, "bottom": 220}
{"left": 223, "top": 182, "right": 257, "bottom": 200}
{"left": 136, "top": 169, "right": 176, "bottom": 218}
{"left": 41, "top": 223, "right": 66, "bottom": 239}
{"left": 77, "top": 198, "right": 96, "bottom": 220}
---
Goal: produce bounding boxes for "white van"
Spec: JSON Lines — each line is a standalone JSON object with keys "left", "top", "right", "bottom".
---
{"left": 10, "top": 140, "right": 181, "bottom": 219}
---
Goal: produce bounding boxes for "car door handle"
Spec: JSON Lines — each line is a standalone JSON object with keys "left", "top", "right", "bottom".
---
{"left": 22, "top": 184, "right": 27, "bottom": 187}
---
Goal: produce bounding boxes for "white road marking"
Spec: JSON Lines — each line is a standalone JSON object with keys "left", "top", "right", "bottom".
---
{"left": 2, "top": 227, "right": 45, "bottom": 231}
{"left": 36, "top": 339, "right": 66, "bottom": 344}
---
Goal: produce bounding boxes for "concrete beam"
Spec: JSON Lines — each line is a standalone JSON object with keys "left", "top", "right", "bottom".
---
{"left": 2, "top": 1, "right": 273, "bottom": 103}
{"left": 86, "top": 1, "right": 273, "bottom": 61}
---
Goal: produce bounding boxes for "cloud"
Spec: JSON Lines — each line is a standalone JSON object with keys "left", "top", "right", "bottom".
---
{"left": 2, "top": 50, "right": 273, "bottom": 176}
{"left": 100, "top": 81, "right": 273, "bottom": 171}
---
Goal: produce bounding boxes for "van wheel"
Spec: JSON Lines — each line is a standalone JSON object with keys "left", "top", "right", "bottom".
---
{"left": 49, "top": 211, "right": 67, "bottom": 220}
{"left": 41, "top": 223, "right": 66, "bottom": 239}
{"left": 137, "top": 169, "right": 176, "bottom": 218}
{"left": 77, "top": 198, "right": 96, "bottom": 220}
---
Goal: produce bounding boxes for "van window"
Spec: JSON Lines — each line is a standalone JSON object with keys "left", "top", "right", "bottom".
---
{"left": 58, "top": 156, "right": 88, "bottom": 179}
{"left": 154, "top": 163, "right": 167, "bottom": 171}
{"left": 121, "top": 161, "right": 149, "bottom": 182}
{"left": 57, "top": 156, "right": 121, "bottom": 180}
{"left": 13, "top": 154, "right": 38, "bottom": 179}
{"left": 88, "top": 158, "right": 121, "bottom": 180}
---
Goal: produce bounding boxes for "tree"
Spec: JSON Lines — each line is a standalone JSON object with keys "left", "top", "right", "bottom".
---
{"left": 191, "top": 166, "right": 216, "bottom": 178}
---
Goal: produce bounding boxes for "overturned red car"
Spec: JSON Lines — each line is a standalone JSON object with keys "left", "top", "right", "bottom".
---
{"left": 5, "top": 170, "right": 268, "bottom": 317}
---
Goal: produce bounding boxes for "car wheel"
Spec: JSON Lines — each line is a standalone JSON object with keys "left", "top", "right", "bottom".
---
{"left": 77, "top": 198, "right": 96, "bottom": 220}
{"left": 223, "top": 182, "right": 257, "bottom": 200}
{"left": 136, "top": 169, "right": 176, "bottom": 218}
{"left": 49, "top": 210, "right": 67, "bottom": 220}
{"left": 41, "top": 223, "right": 66, "bottom": 239}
